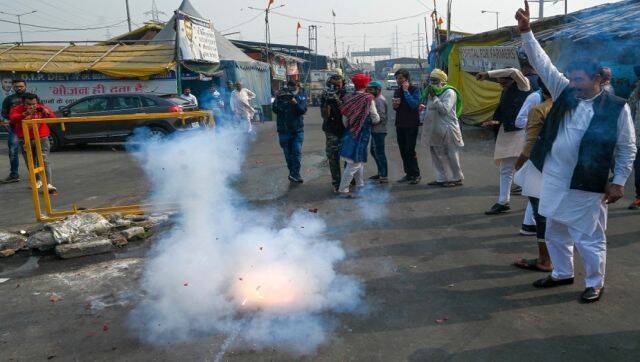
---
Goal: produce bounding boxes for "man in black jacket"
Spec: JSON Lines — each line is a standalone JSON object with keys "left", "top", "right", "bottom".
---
{"left": 1, "top": 79, "right": 27, "bottom": 184}
{"left": 273, "top": 80, "right": 308, "bottom": 184}
{"left": 320, "top": 74, "right": 347, "bottom": 192}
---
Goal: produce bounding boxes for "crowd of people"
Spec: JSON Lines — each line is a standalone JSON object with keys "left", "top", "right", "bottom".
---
{"left": 270, "top": 1, "right": 640, "bottom": 304}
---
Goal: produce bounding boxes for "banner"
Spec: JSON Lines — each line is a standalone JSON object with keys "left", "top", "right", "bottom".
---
{"left": 459, "top": 46, "right": 520, "bottom": 73}
{"left": 177, "top": 12, "right": 219, "bottom": 63}
{"left": 271, "top": 58, "right": 287, "bottom": 81}
{"left": 0, "top": 72, "right": 177, "bottom": 113}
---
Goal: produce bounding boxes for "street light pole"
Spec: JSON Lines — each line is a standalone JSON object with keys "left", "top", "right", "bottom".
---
{"left": 125, "top": 0, "right": 132, "bottom": 32}
{"left": 481, "top": 10, "right": 499, "bottom": 30}
{"left": 0, "top": 10, "right": 37, "bottom": 43}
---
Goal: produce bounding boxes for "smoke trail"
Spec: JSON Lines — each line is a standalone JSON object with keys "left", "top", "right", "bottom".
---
{"left": 355, "top": 184, "right": 390, "bottom": 222}
{"left": 128, "top": 128, "right": 363, "bottom": 356}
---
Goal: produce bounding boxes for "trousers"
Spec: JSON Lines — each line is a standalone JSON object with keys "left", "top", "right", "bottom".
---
{"left": 430, "top": 144, "right": 463, "bottom": 182}
{"left": 338, "top": 160, "right": 365, "bottom": 193}
{"left": 325, "top": 132, "right": 342, "bottom": 187}
{"left": 6, "top": 127, "right": 20, "bottom": 177}
{"left": 528, "top": 197, "right": 546, "bottom": 240}
{"left": 396, "top": 127, "right": 420, "bottom": 178}
{"left": 498, "top": 157, "right": 517, "bottom": 204}
{"left": 523, "top": 202, "right": 536, "bottom": 226}
{"left": 546, "top": 218, "right": 606, "bottom": 288}
{"left": 278, "top": 131, "right": 304, "bottom": 178}
{"left": 634, "top": 150, "right": 640, "bottom": 199}
{"left": 20, "top": 137, "right": 52, "bottom": 184}
{"left": 370, "top": 132, "right": 388, "bottom": 178}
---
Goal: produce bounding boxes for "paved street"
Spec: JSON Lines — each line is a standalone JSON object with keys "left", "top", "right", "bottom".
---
{"left": 1, "top": 101, "right": 640, "bottom": 361}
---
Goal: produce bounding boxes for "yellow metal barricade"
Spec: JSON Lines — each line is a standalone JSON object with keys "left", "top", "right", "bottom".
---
{"left": 21, "top": 110, "right": 214, "bottom": 222}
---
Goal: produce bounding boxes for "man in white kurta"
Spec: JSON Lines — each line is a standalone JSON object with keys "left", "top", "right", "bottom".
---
{"left": 230, "top": 81, "right": 256, "bottom": 132}
{"left": 423, "top": 69, "right": 464, "bottom": 186}
{"left": 517, "top": 1, "right": 636, "bottom": 302}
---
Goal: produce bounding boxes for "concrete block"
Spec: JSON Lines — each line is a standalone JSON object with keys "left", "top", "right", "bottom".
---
{"left": 27, "top": 230, "right": 56, "bottom": 251}
{"left": 55, "top": 238, "right": 114, "bottom": 259}
{"left": 0, "top": 231, "right": 27, "bottom": 251}
{"left": 121, "top": 227, "right": 145, "bottom": 240}
{"left": 109, "top": 233, "right": 128, "bottom": 247}
{"left": 0, "top": 249, "right": 16, "bottom": 257}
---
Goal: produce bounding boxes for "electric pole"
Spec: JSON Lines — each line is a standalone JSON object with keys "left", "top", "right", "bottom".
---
{"left": 446, "top": 0, "right": 452, "bottom": 42}
{"left": 125, "top": 0, "right": 132, "bottom": 32}
{"left": 249, "top": 4, "right": 285, "bottom": 64}
{"left": 0, "top": 10, "right": 36, "bottom": 43}
{"left": 144, "top": 0, "right": 167, "bottom": 23}
{"left": 332, "top": 10, "right": 338, "bottom": 58}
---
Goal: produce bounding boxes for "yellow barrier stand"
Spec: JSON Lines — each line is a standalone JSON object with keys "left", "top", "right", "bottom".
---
{"left": 21, "top": 110, "right": 214, "bottom": 222}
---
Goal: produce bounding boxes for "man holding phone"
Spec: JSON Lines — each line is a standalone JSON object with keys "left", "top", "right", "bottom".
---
{"left": 393, "top": 68, "right": 422, "bottom": 185}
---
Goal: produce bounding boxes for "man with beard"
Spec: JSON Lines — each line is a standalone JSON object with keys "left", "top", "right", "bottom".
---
{"left": 516, "top": 1, "right": 636, "bottom": 303}
{"left": 1, "top": 79, "right": 27, "bottom": 184}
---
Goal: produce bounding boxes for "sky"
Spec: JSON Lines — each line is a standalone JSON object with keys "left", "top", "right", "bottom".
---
{"left": 0, "top": 0, "right": 623, "bottom": 57}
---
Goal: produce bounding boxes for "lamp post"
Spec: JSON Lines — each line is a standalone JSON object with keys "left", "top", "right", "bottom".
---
{"left": 0, "top": 10, "right": 37, "bottom": 43}
{"left": 481, "top": 10, "right": 499, "bottom": 30}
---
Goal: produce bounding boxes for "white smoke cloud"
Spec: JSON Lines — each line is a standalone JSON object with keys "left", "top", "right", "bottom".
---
{"left": 128, "top": 128, "right": 363, "bottom": 356}
{"left": 356, "top": 184, "right": 390, "bottom": 222}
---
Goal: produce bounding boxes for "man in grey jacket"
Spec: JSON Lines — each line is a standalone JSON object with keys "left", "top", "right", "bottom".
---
{"left": 367, "top": 81, "right": 388, "bottom": 183}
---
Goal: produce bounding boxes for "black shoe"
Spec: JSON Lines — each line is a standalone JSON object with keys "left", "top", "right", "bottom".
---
{"left": 369, "top": 175, "right": 381, "bottom": 180}
{"left": 511, "top": 185, "right": 522, "bottom": 195}
{"left": 533, "top": 275, "right": 574, "bottom": 288}
{"left": 408, "top": 176, "right": 422, "bottom": 185}
{"left": 427, "top": 180, "right": 445, "bottom": 186}
{"left": 397, "top": 175, "right": 411, "bottom": 184}
{"left": 1, "top": 175, "right": 20, "bottom": 184}
{"left": 581, "top": 287, "right": 604, "bottom": 303}
{"left": 485, "top": 203, "right": 511, "bottom": 215}
{"left": 519, "top": 224, "right": 537, "bottom": 236}
{"left": 288, "top": 175, "right": 304, "bottom": 184}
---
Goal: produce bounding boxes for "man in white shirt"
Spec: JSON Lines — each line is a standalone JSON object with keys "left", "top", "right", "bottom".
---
{"left": 517, "top": 1, "right": 637, "bottom": 303}
{"left": 180, "top": 87, "right": 198, "bottom": 107}
{"left": 230, "top": 81, "right": 256, "bottom": 132}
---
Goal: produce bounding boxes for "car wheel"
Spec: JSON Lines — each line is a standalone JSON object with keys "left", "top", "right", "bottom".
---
{"left": 48, "top": 133, "right": 62, "bottom": 152}
{"left": 148, "top": 126, "right": 170, "bottom": 138}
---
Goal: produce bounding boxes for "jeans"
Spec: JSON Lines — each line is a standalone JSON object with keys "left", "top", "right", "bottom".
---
{"left": 325, "top": 132, "right": 342, "bottom": 187}
{"left": 20, "top": 137, "right": 52, "bottom": 184}
{"left": 278, "top": 131, "right": 304, "bottom": 178}
{"left": 370, "top": 132, "right": 388, "bottom": 178}
{"left": 396, "top": 127, "right": 420, "bottom": 178}
{"left": 7, "top": 128, "right": 20, "bottom": 177}
{"left": 528, "top": 197, "right": 546, "bottom": 240}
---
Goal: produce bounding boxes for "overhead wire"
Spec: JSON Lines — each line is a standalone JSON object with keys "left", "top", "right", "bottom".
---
{"left": 0, "top": 18, "right": 128, "bottom": 31}
{"left": 220, "top": 12, "right": 264, "bottom": 32}
{"left": 268, "top": 10, "right": 429, "bottom": 26}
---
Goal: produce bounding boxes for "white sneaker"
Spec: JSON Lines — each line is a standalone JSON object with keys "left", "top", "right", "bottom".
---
{"left": 47, "top": 184, "right": 58, "bottom": 193}
{"left": 35, "top": 180, "right": 42, "bottom": 189}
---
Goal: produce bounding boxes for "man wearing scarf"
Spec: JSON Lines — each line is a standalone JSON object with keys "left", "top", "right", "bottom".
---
{"left": 338, "top": 74, "right": 380, "bottom": 197}
{"left": 422, "top": 69, "right": 464, "bottom": 187}
{"left": 517, "top": 1, "right": 636, "bottom": 302}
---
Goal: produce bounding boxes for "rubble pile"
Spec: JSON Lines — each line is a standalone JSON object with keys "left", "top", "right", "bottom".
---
{"left": 0, "top": 212, "right": 174, "bottom": 259}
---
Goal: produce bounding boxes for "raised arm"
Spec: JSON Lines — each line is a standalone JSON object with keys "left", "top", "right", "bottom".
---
{"left": 516, "top": 1, "right": 569, "bottom": 100}
{"left": 487, "top": 68, "right": 531, "bottom": 92}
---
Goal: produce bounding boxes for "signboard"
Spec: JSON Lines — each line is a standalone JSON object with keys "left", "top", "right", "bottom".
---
{"left": 459, "top": 46, "right": 521, "bottom": 73}
{"left": 271, "top": 58, "right": 287, "bottom": 81}
{"left": 352, "top": 47, "right": 392, "bottom": 57}
{"left": 286, "top": 61, "right": 299, "bottom": 76}
{"left": 0, "top": 72, "right": 177, "bottom": 113}
{"left": 177, "top": 12, "right": 219, "bottom": 63}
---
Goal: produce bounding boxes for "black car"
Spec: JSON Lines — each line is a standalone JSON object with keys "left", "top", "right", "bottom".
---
{"left": 49, "top": 93, "right": 203, "bottom": 150}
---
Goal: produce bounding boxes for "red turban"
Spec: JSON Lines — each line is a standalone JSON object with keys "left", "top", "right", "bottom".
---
{"left": 351, "top": 73, "right": 371, "bottom": 90}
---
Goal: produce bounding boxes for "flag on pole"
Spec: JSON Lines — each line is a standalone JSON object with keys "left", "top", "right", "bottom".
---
{"left": 268, "top": 0, "right": 275, "bottom": 8}
{"left": 332, "top": 9, "right": 336, "bottom": 17}
{"left": 296, "top": 22, "right": 302, "bottom": 33}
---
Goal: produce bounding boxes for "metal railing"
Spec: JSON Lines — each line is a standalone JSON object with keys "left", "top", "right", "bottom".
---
{"left": 21, "top": 110, "right": 214, "bottom": 222}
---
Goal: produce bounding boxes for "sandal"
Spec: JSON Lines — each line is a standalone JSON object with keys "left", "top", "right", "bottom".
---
{"left": 513, "top": 258, "right": 553, "bottom": 272}
{"left": 428, "top": 180, "right": 445, "bottom": 186}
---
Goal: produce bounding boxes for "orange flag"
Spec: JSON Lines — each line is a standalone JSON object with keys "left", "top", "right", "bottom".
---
{"left": 268, "top": 0, "right": 275, "bottom": 8}
{"left": 296, "top": 22, "right": 302, "bottom": 32}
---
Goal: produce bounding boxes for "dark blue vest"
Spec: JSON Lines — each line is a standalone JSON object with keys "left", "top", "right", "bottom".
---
{"left": 530, "top": 89, "right": 626, "bottom": 193}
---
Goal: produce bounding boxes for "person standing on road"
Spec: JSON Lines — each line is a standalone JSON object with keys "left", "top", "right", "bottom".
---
{"left": 366, "top": 80, "right": 389, "bottom": 184}
{"left": 8, "top": 93, "right": 57, "bottom": 193}
{"left": 516, "top": 1, "right": 636, "bottom": 303}
{"left": 422, "top": 69, "right": 465, "bottom": 188}
{"left": 273, "top": 80, "right": 308, "bottom": 184}
{"left": 230, "top": 81, "right": 256, "bottom": 132}
{"left": 338, "top": 74, "right": 380, "bottom": 198}
{"left": 626, "top": 66, "right": 640, "bottom": 210}
{"left": 513, "top": 79, "right": 553, "bottom": 272}
{"left": 321, "top": 74, "right": 347, "bottom": 192}
{"left": 180, "top": 87, "right": 198, "bottom": 107}
{"left": 1, "top": 79, "right": 28, "bottom": 184}
{"left": 393, "top": 68, "right": 422, "bottom": 185}
{"left": 477, "top": 67, "right": 532, "bottom": 215}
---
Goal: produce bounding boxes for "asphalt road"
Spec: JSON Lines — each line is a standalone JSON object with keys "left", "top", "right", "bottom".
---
{"left": 1, "top": 98, "right": 639, "bottom": 361}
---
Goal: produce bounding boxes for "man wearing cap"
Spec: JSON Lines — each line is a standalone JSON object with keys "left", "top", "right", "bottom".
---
{"left": 366, "top": 80, "right": 389, "bottom": 183}
{"left": 422, "top": 69, "right": 464, "bottom": 187}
